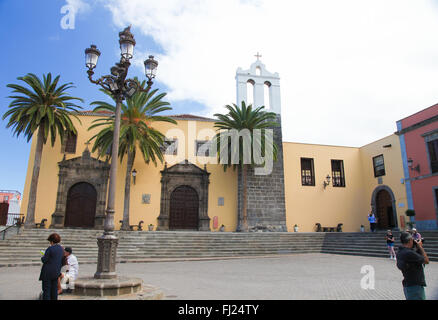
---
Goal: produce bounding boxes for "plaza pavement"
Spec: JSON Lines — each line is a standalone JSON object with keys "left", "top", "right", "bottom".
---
{"left": 0, "top": 253, "right": 437, "bottom": 300}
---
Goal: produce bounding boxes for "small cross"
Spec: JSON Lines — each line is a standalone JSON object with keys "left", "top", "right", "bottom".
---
{"left": 255, "top": 52, "right": 262, "bottom": 60}
{"left": 85, "top": 141, "right": 91, "bottom": 149}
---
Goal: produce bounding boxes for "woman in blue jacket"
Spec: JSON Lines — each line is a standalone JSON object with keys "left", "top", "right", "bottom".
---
{"left": 39, "top": 233, "right": 64, "bottom": 300}
{"left": 368, "top": 212, "right": 377, "bottom": 232}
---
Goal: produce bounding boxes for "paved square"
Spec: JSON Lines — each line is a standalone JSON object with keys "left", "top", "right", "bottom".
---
{"left": 0, "top": 253, "right": 437, "bottom": 300}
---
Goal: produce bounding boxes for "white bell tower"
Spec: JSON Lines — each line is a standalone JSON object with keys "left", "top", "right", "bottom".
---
{"left": 234, "top": 55, "right": 287, "bottom": 232}
{"left": 235, "top": 53, "right": 281, "bottom": 114}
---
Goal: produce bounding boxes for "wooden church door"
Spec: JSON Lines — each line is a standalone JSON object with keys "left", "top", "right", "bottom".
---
{"left": 64, "top": 182, "right": 97, "bottom": 228}
{"left": 169, "top": 185, "right": 199, "bottom": 230}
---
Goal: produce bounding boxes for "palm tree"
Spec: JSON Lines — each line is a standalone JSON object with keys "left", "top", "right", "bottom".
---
{"left": 2, "top": 73, "right": 83, "bottom": 228}
{"left": 88, "top": 79, "right": 176, "bottom": 230}
{"left": 214, "top": 101, "right": 279, "bottom": 232}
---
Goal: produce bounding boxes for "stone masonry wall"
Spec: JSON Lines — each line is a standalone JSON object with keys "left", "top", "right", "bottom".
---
{"left": 237, "top": 115, "right": 287, "bottom": 232}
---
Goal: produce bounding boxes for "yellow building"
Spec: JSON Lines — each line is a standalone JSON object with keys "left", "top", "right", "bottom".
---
{"left": 284, "top": 134, "right": 407, "bottom": 232}
{"left": 21, "top": 60, "right": 408, "bottom": 232}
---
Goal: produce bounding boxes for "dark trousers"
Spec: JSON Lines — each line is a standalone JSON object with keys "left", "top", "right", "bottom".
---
{"left": 403, "top": 286, "right": 426, "bottom": 300}
{"left": 42, "top": 279, "right": 58, "bottom": 300}
{"left": 370, "top": 223, "right": 377, "bottom": 232}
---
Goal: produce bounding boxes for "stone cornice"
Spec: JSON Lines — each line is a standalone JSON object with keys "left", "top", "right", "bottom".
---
{"left": 395, "top": 114, "right": 438, "bottom": 135}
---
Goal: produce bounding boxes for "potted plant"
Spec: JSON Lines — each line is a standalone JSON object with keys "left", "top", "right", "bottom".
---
{"left": 293, "top": 224, "right": 299, "bottom": 232}
{"left": 405, "top": 209, "right": 415, "bottom": 219}
{"left": 405, "top": 209, "right": 416, "bottom": 226}
{"left": 148, "top": 224, "right": 154, "bottom": 231}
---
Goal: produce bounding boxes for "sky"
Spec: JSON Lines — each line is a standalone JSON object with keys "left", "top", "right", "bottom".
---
{"left": 2, "top": 0, "right": 438, "bottom": 194}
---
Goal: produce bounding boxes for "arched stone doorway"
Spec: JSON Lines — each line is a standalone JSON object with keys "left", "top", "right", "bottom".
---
{"left": 64, "top": 182, "right": 97, "bottom": 228}
{"left": 371, "top": 185, "right": 398, "bottom": 230}
{"left": 50, "top": 148, "right": 110, "bottom": 229}
{"left": 169, "top": 185, "right": 199, "bottom": 230}
{"left": 157, "top": 160, "right": 210, "bottom": 231}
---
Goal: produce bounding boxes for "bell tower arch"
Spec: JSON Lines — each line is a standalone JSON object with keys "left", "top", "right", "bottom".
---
{"left": 236, "top": 54, "right": 281, "bottom": 114}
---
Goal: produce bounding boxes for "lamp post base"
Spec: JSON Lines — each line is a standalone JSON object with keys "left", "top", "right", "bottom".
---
{"left": 73, "top": 277, "right": 144, "bottom": 297}
{"left": 94, "top": 233, "right": 119, "bottom": 279}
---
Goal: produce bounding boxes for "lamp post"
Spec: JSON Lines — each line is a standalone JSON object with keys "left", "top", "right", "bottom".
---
{"left": 84, "top": 26, "right": 158, "bottom": 280}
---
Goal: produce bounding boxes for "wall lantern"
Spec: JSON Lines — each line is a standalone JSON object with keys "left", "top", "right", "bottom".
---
{"left": 407, "top": 158, "right": 420, "bottom": 173}
{"left": 132, "top": 168, "right": 137, "bottom": 185}
{"left": 323, "top": 175, "right": 331, "bottom": 189}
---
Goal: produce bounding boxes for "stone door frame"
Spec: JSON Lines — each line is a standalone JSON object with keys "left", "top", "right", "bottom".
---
{"left": 50, "top": 149, "right": 110, "bottom": 229}
{"left": 371, "top": 185, "right": 398, "bottom": 229}
{"left": 157, "top": 160, "right": 210, "bottom": 231}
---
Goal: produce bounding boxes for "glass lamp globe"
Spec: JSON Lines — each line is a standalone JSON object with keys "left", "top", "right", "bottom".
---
{"left": 144, "top": 55, "right": 158, "bottom": 80}
{"left": 85, "top": 45, "right": 101, "bottom": 70}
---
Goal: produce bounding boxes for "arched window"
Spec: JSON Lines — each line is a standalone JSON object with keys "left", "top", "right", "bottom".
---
{"left": 247, "top": 79, "right": 255, "bottom": 106}
{"left": 264, "top": 81, "right": 271, "bottom": 110}
{"left": 256, "top": 66, "right": 261, "bottom": 76}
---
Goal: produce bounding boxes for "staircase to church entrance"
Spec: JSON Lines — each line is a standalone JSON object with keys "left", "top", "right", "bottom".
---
{"left": 0, "top": 229, "right": 437, "bottom": 267}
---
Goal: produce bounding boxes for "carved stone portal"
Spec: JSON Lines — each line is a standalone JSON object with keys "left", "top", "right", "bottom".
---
{"left": 157, "top": 160, "right": 210, "bottom": 231}
{"left": 50, "top": 149, "right": 110, "bottom": 229}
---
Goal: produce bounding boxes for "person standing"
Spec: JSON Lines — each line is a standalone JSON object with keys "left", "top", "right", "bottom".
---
{"left": 396, "top": 231, "right": 429, "bottom": 300}
{"left": 39, "top": 233, "right": 64, "bottom": 300}
{"left": 368, "top": 212, "right": 377, "bottom": 232}
{"left": 385, "top": 230, "right": 396, "bottom": 260}
{"left": 412, "top": 228, "right": 422, "bottom": 241}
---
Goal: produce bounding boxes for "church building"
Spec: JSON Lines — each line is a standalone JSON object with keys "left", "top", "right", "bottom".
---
{"left": 21, "top": 59, "right": 427, "bottom": 232}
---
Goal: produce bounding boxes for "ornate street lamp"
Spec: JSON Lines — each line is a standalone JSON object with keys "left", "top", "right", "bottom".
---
{"left": 84, "top": 26, "right": 158, "bottom": 281}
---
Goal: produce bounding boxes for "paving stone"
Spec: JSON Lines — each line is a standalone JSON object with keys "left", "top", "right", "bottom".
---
{"left": 1, "top": 254, "right": 437, "bottom": 300}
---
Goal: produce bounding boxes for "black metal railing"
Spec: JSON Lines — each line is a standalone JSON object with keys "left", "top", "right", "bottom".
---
{"left": 5, "top": 213, "right": 24, "bottom": 226}
{"left": 0, "top": 214, "right": 24, "bottom": 240}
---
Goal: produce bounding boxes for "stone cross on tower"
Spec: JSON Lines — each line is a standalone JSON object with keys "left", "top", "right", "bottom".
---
{"left": 254, "top": 52, "right": 262, "bottom": 60}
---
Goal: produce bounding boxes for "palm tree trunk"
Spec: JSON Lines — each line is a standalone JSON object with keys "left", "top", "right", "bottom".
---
{"left": 24, "top": 128, "right": 44, "bottom": 228}
{"left": 242, "top": 164, "right": 248, "bottom": 232}
{"left": 121, "top": 151, "right": 134, "bottom": 231}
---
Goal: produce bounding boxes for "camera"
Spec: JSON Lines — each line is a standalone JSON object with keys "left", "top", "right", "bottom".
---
{"left": 412, "top": 238, "right": 425, "bottom": 248}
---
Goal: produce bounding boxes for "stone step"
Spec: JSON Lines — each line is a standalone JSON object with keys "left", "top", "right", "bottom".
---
{"left": 2, "top": 229, "right": 438, "bottom": 267}
{"left": 321, "top": 249, "right": 438, "bottom": 261}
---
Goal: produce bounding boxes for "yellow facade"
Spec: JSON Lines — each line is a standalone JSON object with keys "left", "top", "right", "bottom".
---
{"left": 21, "top": 114, "right": 238, "bottom": 231}
{"left": 283, "top": 134, "right": 407, "bottom": 232}
{"left": 359, "top": 134, "right": 408, "bottom": 230}
{"left": 21, "top": 113, "right": 407, "bottom": 232}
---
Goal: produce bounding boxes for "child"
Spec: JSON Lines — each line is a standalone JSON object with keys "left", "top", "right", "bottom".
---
{"left": 385, "top": 230, "right": 396, "bottom": 260}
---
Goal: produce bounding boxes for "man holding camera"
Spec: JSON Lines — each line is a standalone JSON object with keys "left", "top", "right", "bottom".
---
{"left": 396, "top": 231, "right": 429, "bottom": 300}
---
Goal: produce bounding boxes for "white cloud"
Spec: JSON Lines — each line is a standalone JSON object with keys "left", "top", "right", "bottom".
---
{"left": 103, "top": 0, "right": 438, "bottom": 146}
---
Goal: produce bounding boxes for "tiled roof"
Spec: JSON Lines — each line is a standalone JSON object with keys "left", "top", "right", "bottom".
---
{"left": 77, "top": 110, "right": 113, "bottom": 116}
{"left": 168, "top": 114, "right": 216, "bottom": 122}
{"left": 77, "top": 111, "right": 216, "bottom": 122}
